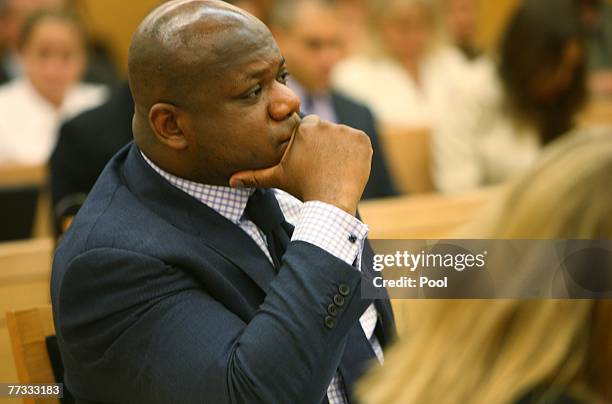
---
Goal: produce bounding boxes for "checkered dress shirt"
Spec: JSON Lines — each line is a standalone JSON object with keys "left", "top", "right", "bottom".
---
{"left": 142, "top": 153, "right": 383, "bottom": 403}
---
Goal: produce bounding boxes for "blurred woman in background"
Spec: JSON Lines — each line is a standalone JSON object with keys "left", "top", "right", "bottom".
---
{"left": 0, "top": 9, "right": 107, "bottom": 165}
{"left": 359, "top": 127, "right": 612, "bottom": 404}
{"left": 332, "top": 0, "right": 476, "bottom": 128}
{"left": 433, "top": 0, "right": 588, "bottom": 193}
{"left": 0, "top": 0, "right": 67, "bottom": 84}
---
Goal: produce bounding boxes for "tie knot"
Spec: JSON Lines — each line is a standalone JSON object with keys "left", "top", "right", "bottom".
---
{"left": 245, "top": 189, "right": 285, "bottom": 233}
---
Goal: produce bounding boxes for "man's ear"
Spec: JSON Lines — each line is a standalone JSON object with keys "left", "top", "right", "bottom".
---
{"left": 149, "top": 103, "right": 188, "bottom": 150}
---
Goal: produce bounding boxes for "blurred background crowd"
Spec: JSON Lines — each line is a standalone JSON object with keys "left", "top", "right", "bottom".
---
{"left": 1, "top": 0, "right": 612, "bottom": 238}
{"left": 0, "top": 0, "right": 611, "bottom": 237}
{"left": 0, "top": 0, "right": 611, "bottom": 403}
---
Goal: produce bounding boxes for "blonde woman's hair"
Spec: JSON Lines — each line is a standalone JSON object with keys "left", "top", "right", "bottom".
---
{"left": 480, "top": 127, "right": 612, "bottom": 239}
{"left": 358, "top": 127, "right": 612, "bottom": 404}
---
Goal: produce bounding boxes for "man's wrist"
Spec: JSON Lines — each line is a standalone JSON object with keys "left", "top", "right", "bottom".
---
{"left": 302, "top": 195, "right": 358, "bottom": 217}
{"left": 291, "top": 201, "right": 368, "bottom": 266}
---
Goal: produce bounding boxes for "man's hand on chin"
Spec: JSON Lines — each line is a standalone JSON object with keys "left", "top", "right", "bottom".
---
{"left": 229, "top": 115, "right": 373, "bottom": 216}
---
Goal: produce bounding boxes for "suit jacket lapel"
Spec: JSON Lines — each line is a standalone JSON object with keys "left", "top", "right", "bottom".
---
{"left": 330, "top": 93, "right": 346, "bottom": 124}
{"left": 121, "top": 143, "right": 276, "bottom": 294}
{"left": 331, "top": 92, "right": 356, "bottom": 128}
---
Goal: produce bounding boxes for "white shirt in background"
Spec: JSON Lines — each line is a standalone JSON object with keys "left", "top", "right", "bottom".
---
{"left": 332, "top": 46, "right": 481, "bottom": 128}
{"left": 432, "top": 61, "right": 540, "bottom": 193}
{"left": 0, "top": 78, "right": 108, "bottom": 165}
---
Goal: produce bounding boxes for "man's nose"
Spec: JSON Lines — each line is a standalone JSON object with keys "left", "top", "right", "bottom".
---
{"left": 269, "top": 82, "right": 301, "bottom": 121}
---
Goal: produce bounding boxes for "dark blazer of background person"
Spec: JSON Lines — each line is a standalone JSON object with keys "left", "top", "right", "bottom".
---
{"left": 51, "top": 143, "right": 396, "bottom": 403}
{"left": 331, "top": 91, "right": 397, "bottom": 200}
{"left": 0, "top": 63, "right": 9, "bottom": 84}
{"left": 50, "top": 83, "right": 133, "bottom": 228}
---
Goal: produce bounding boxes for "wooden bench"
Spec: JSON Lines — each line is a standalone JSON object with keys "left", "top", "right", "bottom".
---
{"left": 0, "top": 238, "right": 54, "bottom": 397}
{"left": 0, "top": 165, "right": 47, "bottom": 189}
{"left": 378, "top": 125, "right": 435, "bottom": 195}
{"left": 359, "top": 187, "right": 502, "bottom": 239}
{"left": 579, "top": 97, "right": 612, "bottom": 127}
{"left": 360, "top": 187, "right": 503, "bottom": 333}
{"left": 5, "top": 305, "right": 59, "bottom": 404}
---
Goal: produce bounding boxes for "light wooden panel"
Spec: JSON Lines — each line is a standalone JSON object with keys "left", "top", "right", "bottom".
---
{"left": 379, "top": 125, "right": 434, "bottom": 195}
{"left": 359, "top": 186, "right": 501, "bottom": 239}
{"left": 362, "top": 187, "right": 503, "bottom": 334}
{"left": 0, "top": 238, "right": 54, "bottom": 396}
{"left": 475, "top": 0, "right": 520, "bottom": 52}
{"left": 579, "top": 97, "right": 612, "bottom": 127}
{"left": 5, "top": 306, "right": 59, "bottom": 404}
{"left": 0, "top": 166, "right": 46, "bottom": 188}
{"left": 31, "top": 191, "right": 52, "bottom": 239}
{"left": 79, "top": 0, "right": 161, "bottom": 73}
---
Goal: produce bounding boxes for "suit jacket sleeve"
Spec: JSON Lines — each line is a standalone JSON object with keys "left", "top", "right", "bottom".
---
{"left": 56, "top": 241, "right": 372, "bottom": 404}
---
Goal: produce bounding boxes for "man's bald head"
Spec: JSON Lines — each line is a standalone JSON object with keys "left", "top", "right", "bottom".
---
{"left": 128, "top": 0, "right": 269, "bottom": 116}
{"left": 126, "top": 0, "right": 299, "bottom": 187}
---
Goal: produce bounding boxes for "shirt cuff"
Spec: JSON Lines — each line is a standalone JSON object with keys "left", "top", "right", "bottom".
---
{"left": 291, "top": 201, "right": 369, "bottom": 269}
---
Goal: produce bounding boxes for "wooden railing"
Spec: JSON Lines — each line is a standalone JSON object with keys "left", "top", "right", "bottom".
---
{"left": 359, "top": 187, "right": 502, "bottom": 239}
{"left": 378, "top": 125, "right": 434, "bottom": 195}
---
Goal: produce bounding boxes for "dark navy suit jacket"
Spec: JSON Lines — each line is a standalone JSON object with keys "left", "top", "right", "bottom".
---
{"left": 332, "top": 92, "right": 397, "bottom": 200}
{"left": 51, "top": 143, "right": 395, "bottom": 403}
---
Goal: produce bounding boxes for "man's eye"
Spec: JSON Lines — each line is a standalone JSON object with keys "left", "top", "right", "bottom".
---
{"left": 246, "top": 84, "right": 262, "bottom": 99}
{"left": 278, "top": 71, "right": 290, "bottom": 85}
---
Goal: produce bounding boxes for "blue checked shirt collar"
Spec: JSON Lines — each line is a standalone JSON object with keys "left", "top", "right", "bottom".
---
{"left": 141, "top": 152, "right": 254, "bottom": 224}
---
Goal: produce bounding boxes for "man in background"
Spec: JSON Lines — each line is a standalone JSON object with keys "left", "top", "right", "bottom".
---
{"left": 576, "top": 0, "right": 612, "bottom": 95}
{"left": 441, "top": 0, "right": 482, "bottom": 61}
{"left": 269, "top": 0, "right": 397, "bottom": 199}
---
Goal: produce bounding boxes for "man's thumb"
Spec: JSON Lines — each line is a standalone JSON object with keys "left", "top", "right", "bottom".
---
{"left": 229, "top": 166, "right": 281, "bottom": 189}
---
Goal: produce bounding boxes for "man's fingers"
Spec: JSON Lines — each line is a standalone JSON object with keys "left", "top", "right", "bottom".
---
{"left": 300, "top": 114, "right": 321, "bottom": 126}
{"left": 229, "top": 165, "right": 283, "bottom": 189}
